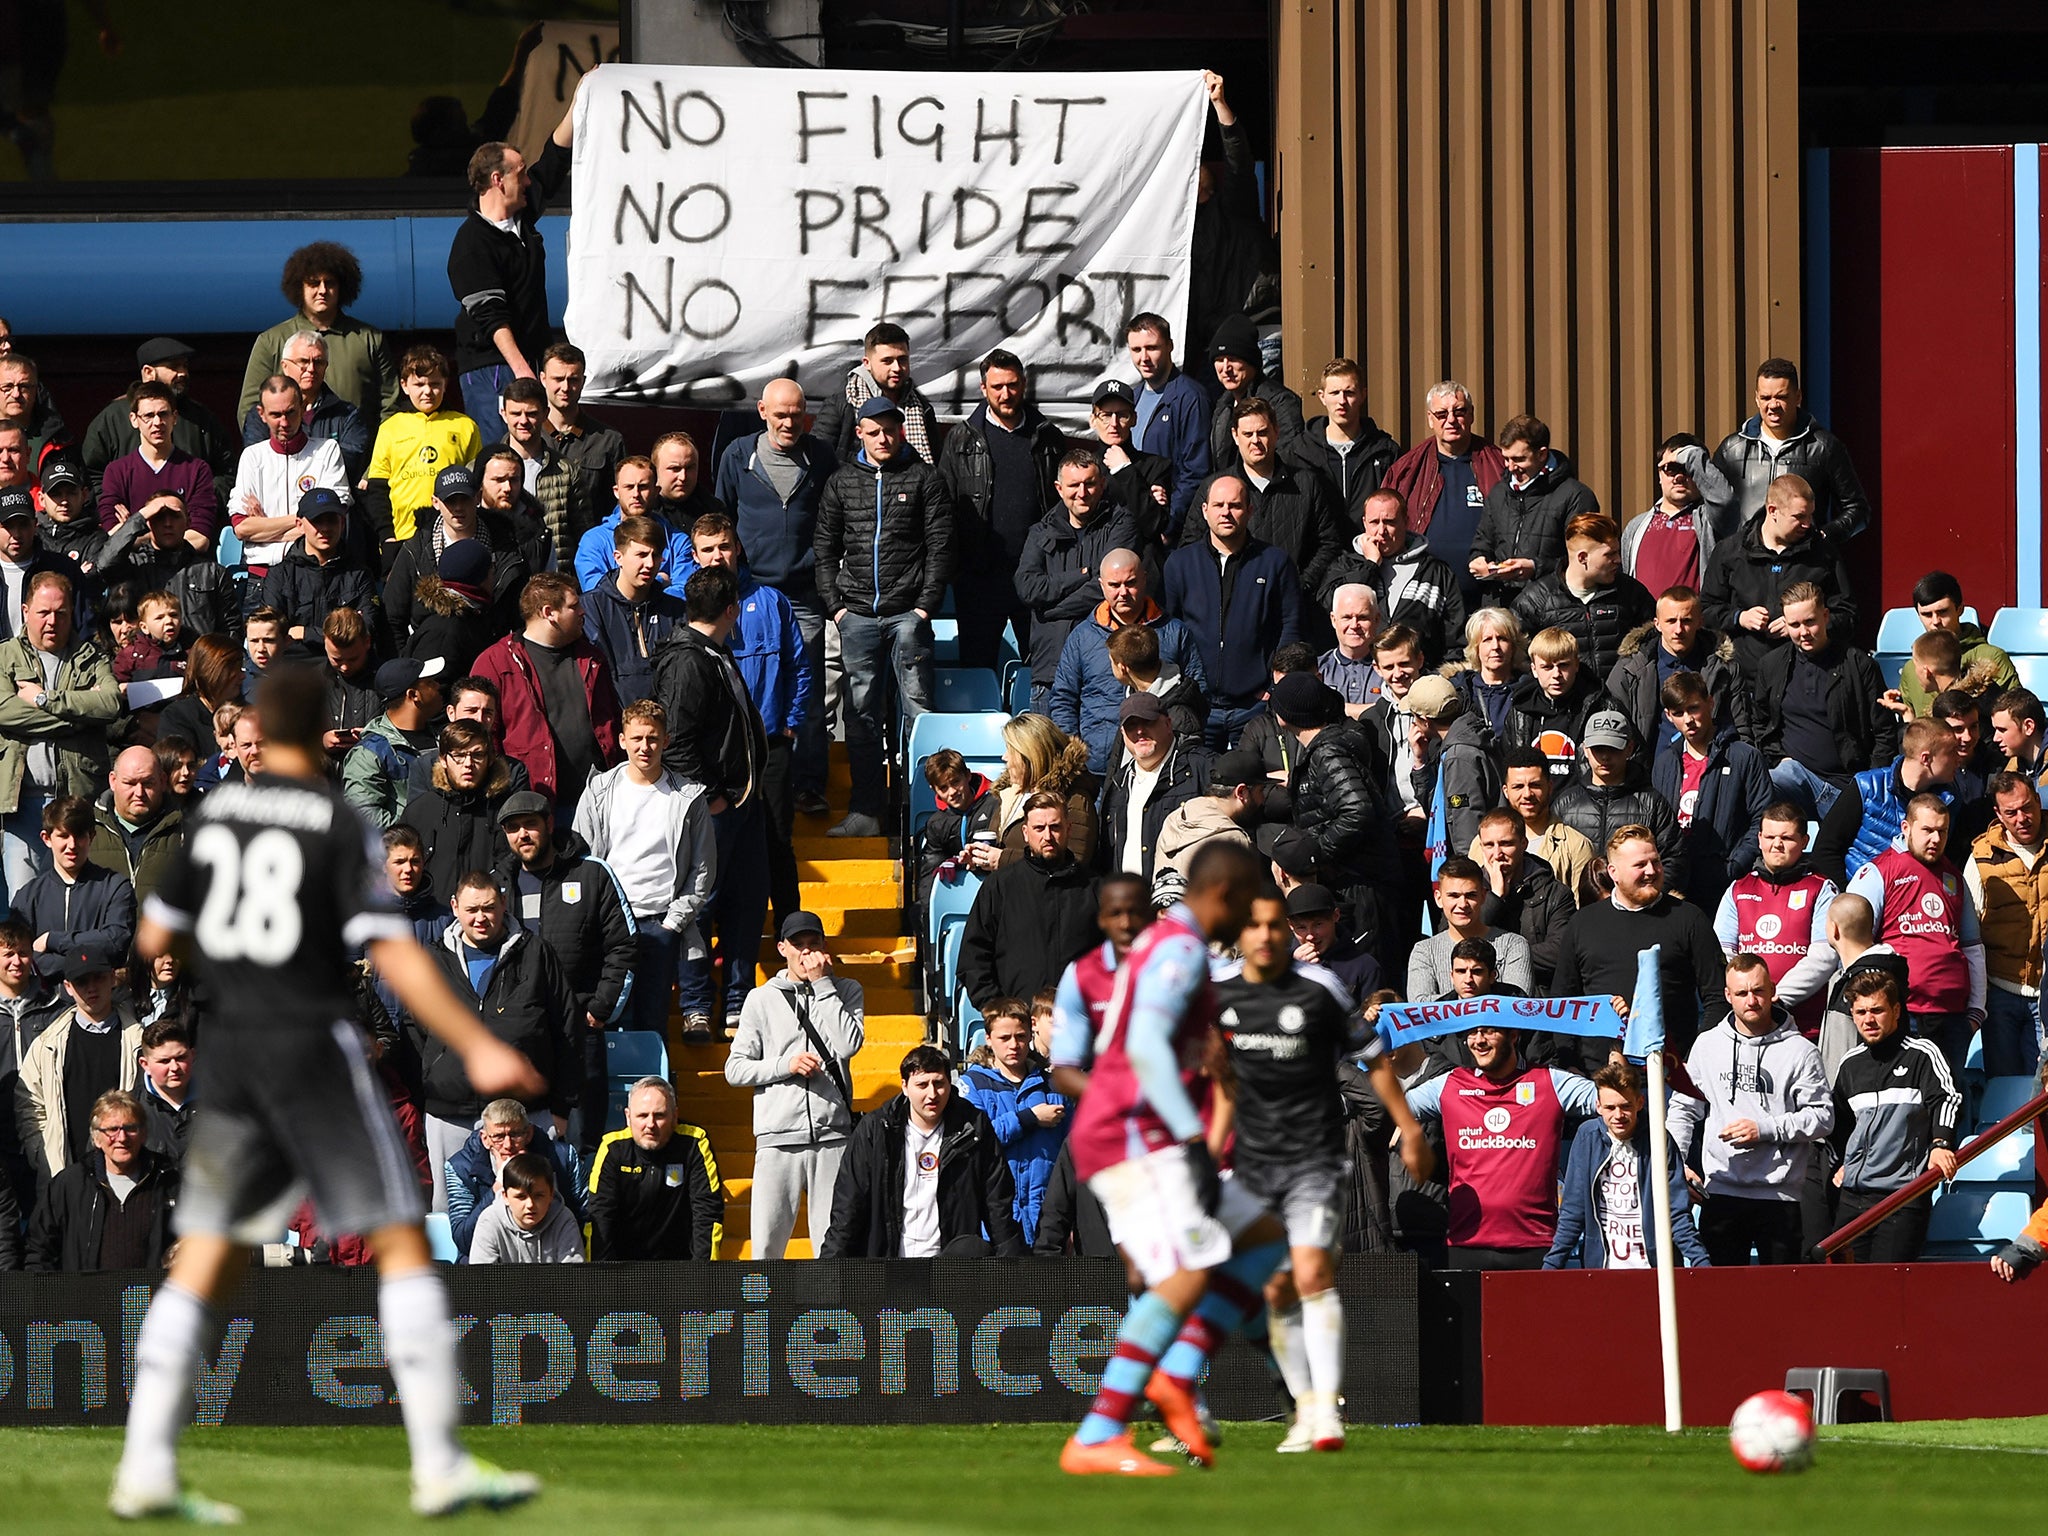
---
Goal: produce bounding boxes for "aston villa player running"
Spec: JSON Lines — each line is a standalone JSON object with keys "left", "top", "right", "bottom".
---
{"left": 1214, "top": 889, "right": 1433, "bottom": 1452}
{"left": 111, "top": 669, "right": 546, "bottom": 1523}
{"left": 1050, "top": 842, "right": 1287, "bottom": 1476}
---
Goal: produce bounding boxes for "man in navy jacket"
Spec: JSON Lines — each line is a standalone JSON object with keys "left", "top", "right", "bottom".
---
{"left": 1126, "top": 313, "right": 1215, "bottom": 541}
{"left": 713, "top": 380, "right": 837, "bottom": 811}
{"left": 1161, "top": 474, "right": 1302, "bottom": 749}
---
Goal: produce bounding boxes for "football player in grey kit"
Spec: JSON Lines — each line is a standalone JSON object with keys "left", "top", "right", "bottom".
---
{"left": 1213, "top": 887, "right": 1431, "bottom": 1453}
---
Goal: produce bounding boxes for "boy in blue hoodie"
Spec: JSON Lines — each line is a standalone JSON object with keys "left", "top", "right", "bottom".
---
{"left": 961, "top": 997, "right": 1068, "bottom": 1246}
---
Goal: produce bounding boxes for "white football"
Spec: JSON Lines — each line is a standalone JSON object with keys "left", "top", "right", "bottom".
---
{"left": 1728, "top": 1390, "right": 1815, "bottom": 1473}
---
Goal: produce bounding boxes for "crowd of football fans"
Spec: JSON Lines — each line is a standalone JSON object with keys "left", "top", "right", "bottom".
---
{"left": 0, "top": 69, "right": 2036, "bottom": 1278}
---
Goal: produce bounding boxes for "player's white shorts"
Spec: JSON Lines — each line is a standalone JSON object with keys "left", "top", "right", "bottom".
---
{"left": 1087, "top": 1143, "right": 1270, "bottom": 1288}
{"left": 1237, "top": 1159, "right": 1344, "bottom": 1253}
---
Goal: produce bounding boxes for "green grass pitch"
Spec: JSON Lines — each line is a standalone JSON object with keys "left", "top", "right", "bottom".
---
{"left": 4, "top": 1419, "right": 2045, "bottom": 1533}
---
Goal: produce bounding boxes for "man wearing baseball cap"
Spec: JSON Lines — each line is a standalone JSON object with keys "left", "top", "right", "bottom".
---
{"left": 1551, "top": 707, "right": 1686, "bottom": 893}
{"left": 79, "top": 338, "right": 237, "bottom": 500}
{"left": 15, "top": 939, "right": 144, "bottom": 1187}
{"left": 726, "top": 909, "right": 866, "bottom": 1258}
{"left": 33, "top": 452, "right": 106, "bottom": 579}
{"left": 816, "top": 391, "right": 953, "bottom": 839}
{"left": 1086, "top": 379, "right": 1172, "bottom": 560}
{"left": 1407, "top": 673, "right": 1503, "bottom": 879}
{"left": 340, "top": 656, "right": 448, "bottom": 828}
{"left": 1152, "top": 746, "right": 1266, "bottom": 907}
{"left": 259, "top": 487, "right": 380, "bottom": 645}
{"left": 0, "top": 484, "right": 75, "bottom": 631}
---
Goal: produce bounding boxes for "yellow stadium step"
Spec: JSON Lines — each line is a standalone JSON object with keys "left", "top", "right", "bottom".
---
{"left": 758, "top": 906, "right": 906, "bottom": 940}
{"left": 670, "top": 766, "right": 912, "bottom": 1260}
{"left": 790, "top": 835, "right": 891, "bottom": 860}
{"left": 798, "top": 880, "right": 900, "bottom": 911}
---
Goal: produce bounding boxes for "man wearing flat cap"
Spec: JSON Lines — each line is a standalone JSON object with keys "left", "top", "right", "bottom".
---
{"left": 81, "top": 338, "right": 237, "bottom": 502}
{"left": 1098, "top": 691, "right": 1211, "bottom": 887}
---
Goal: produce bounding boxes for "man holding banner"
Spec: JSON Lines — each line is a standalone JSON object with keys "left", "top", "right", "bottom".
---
{"left": 1390, "top": 995, "right": 1606, "bottom": 1270}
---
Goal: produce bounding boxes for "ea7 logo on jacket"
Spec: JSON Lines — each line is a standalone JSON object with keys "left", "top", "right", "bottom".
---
{"left": 896, "top": 492, "right": 911, "bottom": 503}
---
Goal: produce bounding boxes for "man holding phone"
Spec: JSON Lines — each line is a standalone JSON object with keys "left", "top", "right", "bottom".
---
{"left": 321, "top": 605, "right": 380, "bottom": 754}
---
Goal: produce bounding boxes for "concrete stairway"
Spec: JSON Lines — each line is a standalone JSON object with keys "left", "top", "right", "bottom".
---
{"left": 670, "top": 744, "right": 923, "bottom": 1258}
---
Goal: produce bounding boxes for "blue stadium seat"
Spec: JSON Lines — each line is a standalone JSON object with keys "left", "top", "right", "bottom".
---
{"left": 905, "top": 712, "right": 1010, "bottom": 795}
{"left": 605, "top": 1030, "right": 670, "bottom": 1087}
{"left": 215, "top": 523, "right": 244, "bottom": 568}
{"left": 1975, "top": 1074, "right": 2042, "bottom": 1131}
{"left": 933, "top": 667, "right": 1003, "bottom": 713}
{"left": 1007, "top": 666, "right": 1034, "bottom": 715}
{"left": 1874, "top": 607, "right": 1923, "bottom": 654}
{"left": 424, "top": 1212, "right": 459, "bottom": 1263}
{"left": 1925, "top": 1185, "right": 2032, "bottom": 1256}
{"left": 954, "top": 987, "right": 985, "bottom": 1056}
{"left": 1955, "top": 1125, "right": 2035, "bottom": 1184}
{"left": 926, "top": 868, "right": 982, "bottom": 951}
{"left": 1875, "top": 654, "right": 1908, "bottom": 689}
{"left": 2013, "top": 655, "right": 2048, "bottom": 693}
{"left": 1988, "top": 607, "right": 2048, "bottom": 656}
{"left": 931, "top": 617, "right": 960, "bottom": 664}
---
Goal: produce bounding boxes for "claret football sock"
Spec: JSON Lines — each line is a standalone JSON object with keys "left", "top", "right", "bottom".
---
{"left": 380, "top": 1268, "right": 466, "bottom": 1483}
{"left": 1156, "top": 1243, "right": 1288, "bottom": 1386}
{"left": 1076, "top": 1291, "right": 1183, "bottom": 1446}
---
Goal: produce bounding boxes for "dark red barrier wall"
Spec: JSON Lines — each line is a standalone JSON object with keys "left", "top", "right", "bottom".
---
{"left": 1480, "top": 1264, "right": 2048, "bottom": 1426}
{"left": 1829, "top": 147, "right": 2019, "bottom": 618}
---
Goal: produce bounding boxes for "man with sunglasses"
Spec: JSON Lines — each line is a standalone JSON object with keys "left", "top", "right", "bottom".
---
{"left": 1381, "top": 380, "right": 1506, "bottom": 595}
{"left": 1621, "top": 432, "right": 1734, "bottom": 597}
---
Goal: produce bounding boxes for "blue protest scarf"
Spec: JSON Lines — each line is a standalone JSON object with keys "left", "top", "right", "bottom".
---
{"left": 1376, "top": 992, "right": 1627, "bottom": 1051}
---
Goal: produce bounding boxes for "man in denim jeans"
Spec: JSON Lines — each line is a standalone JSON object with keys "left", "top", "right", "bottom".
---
{"left": 814, "top": 397, "right": 953, "bottom": 839}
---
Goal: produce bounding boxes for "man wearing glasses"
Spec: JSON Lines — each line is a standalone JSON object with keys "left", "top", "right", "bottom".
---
{"left": 26, "top": 1086, "right": 180, "bottom": 1272}
{"left": 1382, "top": 380, "right": 1506, "bottom": 600}
{"left": 440, "top": 1097, "right": 586, "bottom": 1260}
{"left": 1621, "top": 432, "right": 1734, "bottom": 597}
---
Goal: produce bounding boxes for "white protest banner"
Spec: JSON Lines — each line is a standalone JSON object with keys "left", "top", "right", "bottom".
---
{"left": 563, "top": 64, "right": 1209, "bottom": 416}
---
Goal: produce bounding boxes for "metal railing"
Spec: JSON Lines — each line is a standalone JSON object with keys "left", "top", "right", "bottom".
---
{"left": 1817, "top": 1084, "right": 2048, "bottom": 1260}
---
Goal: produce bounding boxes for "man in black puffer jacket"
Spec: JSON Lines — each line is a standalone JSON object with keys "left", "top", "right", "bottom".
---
{"left": 1699, "top": 477, "right": 1857, "bottom": 681}
{"left": 1273, "top": 673, "right": 1398, "bottom": 956}
{"left": 1551, "top": 709, "right": 1687, "bottom": 894}
{"left": 1469, "top": 416, "right": 1599, "bottom": 612}
{"left": 1511, "top": 511, "right": 1655, "bottom": 682}
{"left": 257, "top": 490, "right": 382, "bottom": 649}
{"left": 1296, "top": 359, "right": 1402, "bottom": 525}
{"left": 1205, "top": 315, "right": 1305, "bottom": 474}
{"left": 815, "top": 398, "right": 953, "bottom": 838}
